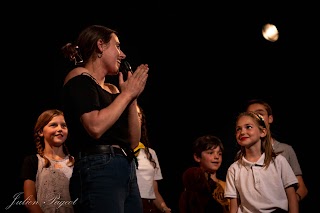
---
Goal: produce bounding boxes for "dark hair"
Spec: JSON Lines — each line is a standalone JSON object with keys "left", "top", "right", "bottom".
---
{"left": 192, "top": 135, "right": 224, "bottom": 158}
{"left": 34, "top": 109, "right": 74, "bottom": 168}
{"left": 61, "top": 25, "right": 117, "bottom": 65}
{"left": 139, "top": 105, "right": 157, "bottom": 168}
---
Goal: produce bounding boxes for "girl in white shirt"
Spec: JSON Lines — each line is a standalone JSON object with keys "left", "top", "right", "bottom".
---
{"left": 134, "top": 105, "right": 171, "bottom": 213}
{"left": 225, "top": 111, "right": 298, "bottom": 213}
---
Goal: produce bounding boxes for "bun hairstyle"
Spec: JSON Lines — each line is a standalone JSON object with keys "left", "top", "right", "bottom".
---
{"left": 61, "top": 25, "right": 117, "bottom": 66}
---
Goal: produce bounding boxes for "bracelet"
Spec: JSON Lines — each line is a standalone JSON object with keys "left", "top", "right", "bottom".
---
{"left": 296, "top": 192, "right": 301, "bottom": 201}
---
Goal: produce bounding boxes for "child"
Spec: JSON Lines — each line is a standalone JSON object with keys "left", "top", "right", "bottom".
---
{"left": 245, "top": 99, "right": 308, "bottom": 202}
{"left": 225, "top": 111, "right": 299, "bottom": 213}
{"left": 21, "top": 109, "right": 74, "bottom": 213}
{"left": 134, "top": 105, "right": 171, "bottom": 213}
{"left": 179, "top": 134, "right": 228, "bottom": 213}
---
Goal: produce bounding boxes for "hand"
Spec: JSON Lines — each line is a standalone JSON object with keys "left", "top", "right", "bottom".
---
{"left": 119, "top": 64, "right": 149, "bottom": 99}
{"left": 162, "top": 207, "right": 171, "bottom": 212}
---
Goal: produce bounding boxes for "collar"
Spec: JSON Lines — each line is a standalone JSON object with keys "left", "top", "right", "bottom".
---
{"left": 243, "top": 153, "right": 265, "bottom": 170}
{"left": 134, "top": 142, "right": 145, "bottom": 157}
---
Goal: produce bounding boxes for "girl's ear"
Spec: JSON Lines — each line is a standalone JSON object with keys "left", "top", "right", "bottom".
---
{"left": 38, "top": 130, "right": 43, "bottom": 137}
{"left": 260, "top": 128, "right": 267, "bottom": 138}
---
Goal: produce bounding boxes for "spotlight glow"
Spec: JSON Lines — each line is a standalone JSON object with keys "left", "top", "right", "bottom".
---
{"left": 262, "top": 23, "right": 279, "bottom": 42}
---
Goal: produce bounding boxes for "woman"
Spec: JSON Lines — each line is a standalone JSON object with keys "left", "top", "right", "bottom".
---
{"left": 61, "top": 25, "right": 149, "bottom": 213}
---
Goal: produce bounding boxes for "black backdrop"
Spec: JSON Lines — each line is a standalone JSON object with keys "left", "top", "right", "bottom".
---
{"left": 4, "top": 2, "right": 318, "bottom": 212}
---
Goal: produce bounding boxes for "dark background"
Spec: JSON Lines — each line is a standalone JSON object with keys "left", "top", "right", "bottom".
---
{"left": 4, "top": 2, "right": 318, "bottom": 212}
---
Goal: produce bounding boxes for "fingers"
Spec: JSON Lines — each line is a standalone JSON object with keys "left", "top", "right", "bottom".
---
{"left": 133, "top": 64, "right": 149, "bottom": 79}
{"left": 120, "top": 64, "right": 149, "bottom": 97}
{"left": 118, "top": 72, "right": 124, "bottom": 84}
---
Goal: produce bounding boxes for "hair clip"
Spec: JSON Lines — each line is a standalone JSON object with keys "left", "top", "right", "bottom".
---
{"left": 74, "top": 46, "right": 83, "bottom": 65}
{"left": 250, "top": 111, "right": 266, "bottom": 128}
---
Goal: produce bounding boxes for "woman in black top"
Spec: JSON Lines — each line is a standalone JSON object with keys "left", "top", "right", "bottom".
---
{"left": 61, "top": 25, "right": 149, "bottom": 213}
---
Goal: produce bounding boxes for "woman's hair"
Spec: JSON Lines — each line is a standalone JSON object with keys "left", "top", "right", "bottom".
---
{"left": 234, "top": 111, "right": 276, "bottom": 168}
{"left": 139, "top": 105, "right": 157, "bottom": 168}
{"left": 34, "top": 109, "right": 74, "bottom": 168}
{"left": 192, "top": 135, "right": 224, "bottom": 158}
{"left": 61, "top": 25, "right": 117, "bottom": 65}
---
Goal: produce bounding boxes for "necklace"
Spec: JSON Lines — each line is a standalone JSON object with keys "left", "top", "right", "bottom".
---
{"left": 81, "top": 72, "right": 99, "bottom": 85}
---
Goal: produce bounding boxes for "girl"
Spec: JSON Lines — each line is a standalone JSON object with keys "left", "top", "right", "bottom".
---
{"left": 21, "top": 109, "right": 74, "bottom": 213}
{"left": 225, "top": 111, "right": 299, "bottom": 213}
{"left": 134, "top": 105, "right": 171, "bottom": 213}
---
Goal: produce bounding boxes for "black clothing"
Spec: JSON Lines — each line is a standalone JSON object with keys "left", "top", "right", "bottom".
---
{"left": 61, "top": 74, "right": 132, "bottom": 156}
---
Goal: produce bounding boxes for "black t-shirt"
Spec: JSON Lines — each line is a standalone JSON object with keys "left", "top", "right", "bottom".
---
{"left": 61, "top": 74, "right": 130, "bottom": 156}
{"left": 20, "top": 155, "right": 38, "bottom": 182}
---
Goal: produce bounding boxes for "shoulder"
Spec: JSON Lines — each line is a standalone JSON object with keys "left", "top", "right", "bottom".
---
{"left": 226, "top": 161, "right": 241, "bottom": 174}
{"left": 23, "top": 155, "right": 38, "bottom": 164}
{"left": 148, "top": 148, "right": 158, "bottom": 158}
{"left": 148, "top": 147, "right": 156, "bottom": 154}
{"left": 21, "top": 155, "right": 39, "bottom": 181}
{"left": 274, "top": 154, "right": 291, "bottom": 166}
{"left": 64, "top": 67, "right": 89, "bottom": 85}
{"left": 217, "top": 179, "right": 226, "bottom": 189}
{"left": 274, "top": 139, "right": 293, "bottom": 149}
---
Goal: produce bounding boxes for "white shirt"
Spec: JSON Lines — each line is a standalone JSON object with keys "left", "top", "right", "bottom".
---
{"left": 225, "top": 153, "right": 298, "bottom": 213}
{"left": 136, "top": 148, "right": 163, "bottom": 199}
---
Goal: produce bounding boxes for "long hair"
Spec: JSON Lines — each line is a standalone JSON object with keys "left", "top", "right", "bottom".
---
{"left": 234, "top": 111, "right": 276, "bottom": 168}
{"left": 139, "top": 105, "right": 157, "bottom": 168}
{"left": 34, "top": 109, "right": 74, "bottom": 168}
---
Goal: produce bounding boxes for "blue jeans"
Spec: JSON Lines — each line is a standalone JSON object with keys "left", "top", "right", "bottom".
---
{"left": 70, "top": 153, "right": 142, "bottom": 213}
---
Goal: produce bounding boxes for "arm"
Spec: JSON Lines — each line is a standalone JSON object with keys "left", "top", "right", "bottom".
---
{"left": 152, "top": 180, "right": 171, "bottom": 213}
{"left": 229, "top": 198, "right": 239, "bottom": 213}
{"left": 127, "top": 100, "right": 140, "bottom": 149}
{"left": 23, "top": 180, "right": 44, "bottom": 213}
{"left": 81, "top": 90, "right": 135, "bottom": 139}
{"left": 81, "top": 65, "right": 148, "bottom": 140}
{"left": 285, "top": 145, "right": 308, "bottom": 201}
{"left": 286, "top": 185, "right": 299, "bottom": 213}
{"left": 295, "top": 175, "right": 308, "bottom": 202}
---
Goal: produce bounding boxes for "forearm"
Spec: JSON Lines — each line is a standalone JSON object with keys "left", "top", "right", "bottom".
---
{"left": 153, "top": 181, "right": 171, "bottom": 212}
{"left": 296, "top": 176, "right": 308, "bottom": 201}
{"left": 286, "top": 186, "right": 299, "bottom": 213}
{"left": 153, "top": 199, "right": 171, "bottom": 213}
{"left": 128, "top": 100, "right": 140, "bottom": 149}
{"left": 81, "top": 92, "right": 135, "bottom": 139}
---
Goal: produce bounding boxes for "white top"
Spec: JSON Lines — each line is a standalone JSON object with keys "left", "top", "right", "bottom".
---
{"left": 36, "top": 154, "right": 74, "bottom": 213}
{"left": 225, "top": 153, "right": 298, "bottom": 213}
{"left": 136, "top": 148, "right": 163, "bottom": 199}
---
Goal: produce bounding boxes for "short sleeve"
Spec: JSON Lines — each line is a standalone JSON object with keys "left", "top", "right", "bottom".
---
{"left": 62, "top": 75, "right": 102, "bottom": 118}
{"left": 20, "top": 155, "right": 38, "bottom": 182}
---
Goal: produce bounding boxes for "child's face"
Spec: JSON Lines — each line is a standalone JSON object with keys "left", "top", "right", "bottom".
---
{"left": 198, "top": 146, "right": 222, "bottom": 173}
{"left": 235, "top": 115, "right": 266, "bottom": 148}
{"left": 40, "top": 115, "right": 68, "bottom": 147}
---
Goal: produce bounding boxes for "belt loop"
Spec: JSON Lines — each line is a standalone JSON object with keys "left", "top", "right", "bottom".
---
{"left": 110, "top": 145, "right": 115, "bottom": 156}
